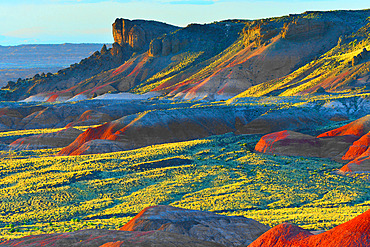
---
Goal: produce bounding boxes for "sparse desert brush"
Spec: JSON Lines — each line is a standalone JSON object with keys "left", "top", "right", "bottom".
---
{"left": 0, "top": 130, "right": 369, "bottom": 239}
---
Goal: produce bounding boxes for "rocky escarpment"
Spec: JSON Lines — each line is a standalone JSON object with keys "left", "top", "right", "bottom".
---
{"left": 149, "top": 21, "right": 245, "bottom": 57}
{"left": 243, "top": 21, "right": 281, "bottom": 46}
{"left": 281, "top": 18, "right": 332, "bottom": 41}
{"left": 112, "top": 18, "right": 178, "bottom": 51}
{"left": 1, "top": 19, "right": 178, "bottom": 101}
{"left": 2, "top": 10, "right": 370, "bottom": 101}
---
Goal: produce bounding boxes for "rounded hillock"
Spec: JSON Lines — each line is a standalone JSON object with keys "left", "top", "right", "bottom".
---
{"left": 120, "top": 205, "right": 270, "bottom": 246}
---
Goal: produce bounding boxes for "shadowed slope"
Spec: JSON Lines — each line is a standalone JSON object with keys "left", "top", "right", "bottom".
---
{"left": 10, "top": 127, "right": 83, "bottom": 150}
{"left": 58, "top": 105, "right": 262, "bottom": 155}
{"left": 255, "top": 130, "right": 358, "bottom": 158}
{"left": 119, "top": 205, "right": 270, "bottom": 246}
{"left": 0, "top": 229, "right": 224, "bottom": 247}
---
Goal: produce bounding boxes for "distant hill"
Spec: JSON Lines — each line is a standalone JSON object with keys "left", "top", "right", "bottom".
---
{"left": 2, "top": 10, "right": 370, "bottom": 101}
{"left": 0, "top": 43, "right": 106, "bottom": 86}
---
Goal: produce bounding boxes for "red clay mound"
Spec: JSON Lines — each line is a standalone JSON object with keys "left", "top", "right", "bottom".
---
{"left": 255, "top": 130, "right": 356, "bottom": 158}
{"left": 58, "top": 107, "right": 245, "bottom": 156}
{"left": 342, "top": 132, "right": 370, "bottom": 161}
{"left": 248, "top": 223, "right": 312, "bottom": 247}
{"left": 316, "top": 115, "right": 370, "bottom": 172}
{"left": 249, "top": 209, "right": 370, "bottom": 247}
{"left": 46, "top": 94, "right": 58, "bottom": 102}
{"left": 317, "top": 115, "right": 370, "bottom": 138}
{"left": 341, "top": 147, "right": 370, "bottom": 172}
{"left": 57, "top": 122, "right": 119, "bottom": 155}
{"left": 255, "top": 130, "right": 290, "bottom": 153}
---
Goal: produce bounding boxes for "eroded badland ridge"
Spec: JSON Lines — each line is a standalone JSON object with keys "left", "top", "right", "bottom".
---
{"left": 2, "top": 9, "right": 370, "bottom": 102}
{"left": 1, "top": 9, "right": 370, "bottom": 247}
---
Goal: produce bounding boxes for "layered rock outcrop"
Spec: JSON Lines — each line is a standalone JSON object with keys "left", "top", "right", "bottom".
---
{"left": 149, "top": 22, "right": 244, "bottom": 57}
{"left": 112, "top": 18, "right": 178, "bottom": 51}
{"left": 282, "top": 18, "right": 331, "bottom": 41}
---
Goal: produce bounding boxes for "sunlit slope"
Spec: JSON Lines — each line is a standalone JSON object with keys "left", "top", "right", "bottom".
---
{"left": 230, "top": 12, "right": 370, "bottom": 99}
{"left": 4, "top": 10, "right": 370, "bottom": 102}
{"left": 0, "top": 133, "right": 369, "bottom": 239}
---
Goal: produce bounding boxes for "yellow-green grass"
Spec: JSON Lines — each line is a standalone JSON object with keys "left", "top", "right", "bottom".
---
{"left": 0, "top": 133, "right": 369, "bottom": 239}
{"left": 0, "top": 125, "right": 102, "bottom": 139}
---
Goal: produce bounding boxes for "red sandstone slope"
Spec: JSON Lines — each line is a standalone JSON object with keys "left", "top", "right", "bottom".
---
{"left": 342, "top": 132, "right": 370, "bottom": 160}
{"left": 341, "top": 147, "right": 370, "bottom": 172}
{"left": 317, "top": 115, "right": 370, "bottom": 138}
{"left": 249, "top": 209, "right": 370, "bottom": 247}
{"left": 255, "top": 130, "right": 291, "bottom": 153}
{"left": 255, "top": 130, "right": 357, "bottom": 158}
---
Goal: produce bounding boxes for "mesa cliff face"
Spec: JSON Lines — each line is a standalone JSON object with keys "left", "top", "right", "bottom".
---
{"left": 0, "top": 19, "right": 179, "bottom": 101}
{"left": 112, "top": 18, "right": 178, "bottom": 51}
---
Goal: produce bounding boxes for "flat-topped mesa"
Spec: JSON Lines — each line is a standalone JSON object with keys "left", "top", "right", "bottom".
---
{"left": 112, "top": 18, "right": 178, "bottom": 51}
{"left": 149, "top": 21, "right": 245, "bottom": 57}
{"left": 281, "top": 18, "right": 332, "bottom": 41}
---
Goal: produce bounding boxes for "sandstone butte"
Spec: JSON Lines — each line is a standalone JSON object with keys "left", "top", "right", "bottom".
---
{"left": 249, "top": 209, "right": 370, "bottom": 247}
